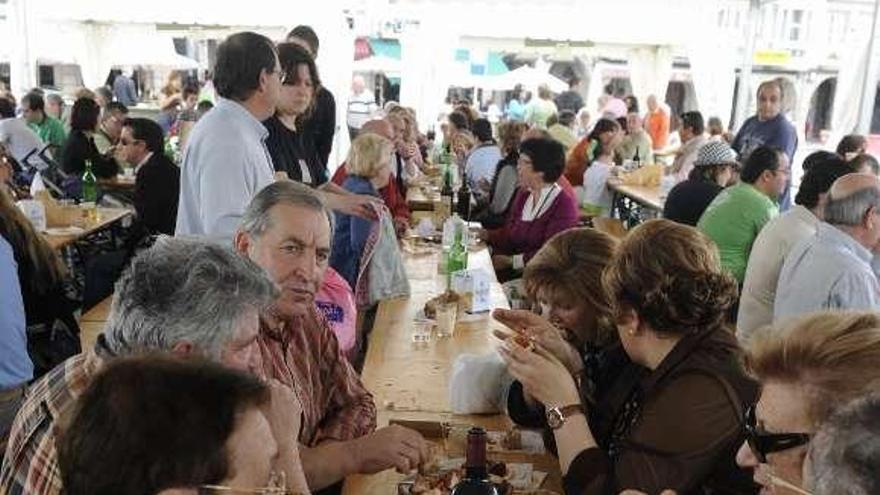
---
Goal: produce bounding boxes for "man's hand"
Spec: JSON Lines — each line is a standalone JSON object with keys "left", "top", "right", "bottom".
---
{"left": 323, "top": 191, "right": 383, "bottom": 220}
{"left": 492, "top": 254, "right": 513, "bottom": 271}
{"left": 352, "top": 425, "right": 430, "bottom": 474}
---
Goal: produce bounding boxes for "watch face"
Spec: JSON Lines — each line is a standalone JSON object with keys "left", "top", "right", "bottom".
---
{"left": 547, "top": 408, "right": 564, "bottom": 429}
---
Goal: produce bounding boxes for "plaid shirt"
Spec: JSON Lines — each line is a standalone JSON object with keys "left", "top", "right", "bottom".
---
{"left": 258, "top": 307, "right": 376, "bottom": 446}
{"left": 0, "top": 352, "right": 100, "bottom": 495}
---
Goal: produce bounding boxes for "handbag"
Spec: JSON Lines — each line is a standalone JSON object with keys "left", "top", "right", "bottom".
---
{"left": 354, "top": 204, "right": 410, "bottom": 308}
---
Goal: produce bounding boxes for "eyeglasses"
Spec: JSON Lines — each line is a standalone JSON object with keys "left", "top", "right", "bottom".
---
{"left": 200, "top": 470, "right": 301, "bottom": 494}
{"left": 744, "top": 404, "right": 811, "bottom": 463}
{"left": 119, "top": 138, "right": 142, "bottom": 146}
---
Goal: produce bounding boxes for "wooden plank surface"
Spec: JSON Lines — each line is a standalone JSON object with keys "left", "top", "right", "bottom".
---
{"left": 406, "top": 185, "right": 441, "bottom": 211}
{"left": 45, "top": 208, "right": 132, "bottom": 250}
{"left": 608, "top": 182, "right": 665, "bottom": 211}
{"left": 343, "top": 245, "right": 563, "bottom": 495}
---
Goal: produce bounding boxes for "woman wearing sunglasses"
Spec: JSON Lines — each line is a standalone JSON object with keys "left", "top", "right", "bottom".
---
{"left": 737, "top": 311, "right": 880, "bottom": 495}
{"left": 501, "top": 219, "right": 758, "bottom": 494}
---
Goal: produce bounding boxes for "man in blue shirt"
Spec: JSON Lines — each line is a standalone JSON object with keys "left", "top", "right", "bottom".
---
{"left": 775, "top": 174, "right": 880, "bottom": 322}
{"left": 0, "top": 236, "right": 33, "bottom": 444}
{"left": 732, "top": 79, "right": 798, "bottom": 211}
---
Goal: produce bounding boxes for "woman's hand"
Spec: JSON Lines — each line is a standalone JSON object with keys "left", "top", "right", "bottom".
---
{"left": 493, "top": 309, "right": 583, "bottom": 375}
{"left": 322, "top": 191, "right": 383, "bottom": 220}
{"left": 499, "top": 339, "right": 581, "bottom": 408}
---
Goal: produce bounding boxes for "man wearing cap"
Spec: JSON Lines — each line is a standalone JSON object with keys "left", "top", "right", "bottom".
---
{"left": 663, "top": 141, "right": 737, "bottom": 226}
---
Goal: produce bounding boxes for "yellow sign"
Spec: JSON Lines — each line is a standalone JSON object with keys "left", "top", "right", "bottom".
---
{"left": 754, "top": 50, "right": 792, "bottom": 66}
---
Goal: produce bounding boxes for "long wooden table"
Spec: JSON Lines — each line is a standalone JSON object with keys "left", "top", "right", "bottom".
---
{"left": 79, "top": 296, "right": 112, "bottom": 351}
{"left": 342, "top": 245, "right": 562, "bottom": 494}
{"left": 45, "top": 208, "right": 133, "bottom": 251}
{"left": 406, "top": 185, "right": 442, "bottom": 211}
{"left": 608, "top": 182, "right": 664, "bottom": 228}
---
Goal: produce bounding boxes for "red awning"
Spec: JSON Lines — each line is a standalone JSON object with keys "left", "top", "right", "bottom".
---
{"left": 354, "top": 37, "right": 372, "bottom": 61}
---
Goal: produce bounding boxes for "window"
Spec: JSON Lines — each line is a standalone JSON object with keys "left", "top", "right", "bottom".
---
{"left": 789, "top": 9, "right": 805, "bottom": 42}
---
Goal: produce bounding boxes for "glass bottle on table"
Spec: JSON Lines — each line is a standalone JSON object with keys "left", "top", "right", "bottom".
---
{"left": 457, "top": 176, "right": 472, "bottom": 221}
{"left": 81, "top": 159, "right": 99, "bottom": 223}
{"left": 437, "top": 161, "right": 455, "bottom": 226}
{"left": 633, "top": 146, "right": 641, "bottom": 169}
{"left": 450, "top": 427, "right": 500, "bottom": 495}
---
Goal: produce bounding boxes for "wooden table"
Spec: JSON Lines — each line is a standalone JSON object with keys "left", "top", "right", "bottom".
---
{"left": 608, "top": 182, "right": 664, "bottom": 228}
{"left": 407, "top": 185, "right": 442, "bottom": 211}
{"left": 342, "top": 245, "right": 562, "bottom": 494}
{"left": 79, "top": 296, "right": 112, "bottom": 351}
{"left": 45, "top": 208, "right": 132, "bottom": 251}
{"left": 98, "top": 174, "right": 136, "bottom": 192}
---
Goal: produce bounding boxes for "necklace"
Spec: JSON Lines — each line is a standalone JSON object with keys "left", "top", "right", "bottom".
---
{"left": 528, "top": 184, "right": 557, "bottom": 218}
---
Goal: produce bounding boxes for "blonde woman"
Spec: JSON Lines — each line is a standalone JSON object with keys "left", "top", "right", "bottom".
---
{"left": 736, "top": 311, "right": 880, "bottom": 495}
{"left": 329, "top": 133, "right": 394, "bottom": 289}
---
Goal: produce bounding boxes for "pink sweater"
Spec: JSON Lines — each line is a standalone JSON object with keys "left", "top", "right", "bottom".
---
{"left": 487, "top": 187, "right": 580, "bottom": 263}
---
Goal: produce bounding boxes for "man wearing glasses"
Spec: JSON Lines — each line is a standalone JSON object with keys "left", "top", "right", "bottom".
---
{"left": 118, "top": 117, "right": 179, "bottom": 236}
{"left": 175, "top": 31, "right": 283, "bottom": 243}
{"left": 698, "top": 145, "right": 788, "bottom": 286}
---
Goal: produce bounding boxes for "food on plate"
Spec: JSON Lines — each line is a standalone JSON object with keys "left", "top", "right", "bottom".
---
{"left": 424, "top": 290, "right": 463, "bottom": 319}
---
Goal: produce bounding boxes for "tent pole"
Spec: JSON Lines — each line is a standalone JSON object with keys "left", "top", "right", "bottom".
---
{"left": 856, "top": 0, "right": 880, "bottom": 134}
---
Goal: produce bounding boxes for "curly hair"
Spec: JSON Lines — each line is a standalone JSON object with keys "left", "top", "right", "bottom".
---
{"left": 524, "top": 228, "right": 618, "bottom": 344}
{"left": 602, "top": 219, "right": 738, "bottom": 335}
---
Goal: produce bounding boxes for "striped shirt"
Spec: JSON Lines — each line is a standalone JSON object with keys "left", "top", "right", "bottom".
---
{"left": 258, "top": 306, "right": 376, "bottom": 446}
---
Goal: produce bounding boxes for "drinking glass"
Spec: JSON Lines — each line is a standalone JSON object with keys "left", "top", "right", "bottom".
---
{"left": 434, "top": 302, "right": 458, "bottom": 338}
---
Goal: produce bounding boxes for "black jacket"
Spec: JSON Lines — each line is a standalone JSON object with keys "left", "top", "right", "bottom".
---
{"left": 60, "top": 130, "right": 119, "bottom": 179}
{"left": 134, "top": 152, "right": 180, "bottom": 235}
{"left": 300, "top": 87, "right": 336, "bottom": 168}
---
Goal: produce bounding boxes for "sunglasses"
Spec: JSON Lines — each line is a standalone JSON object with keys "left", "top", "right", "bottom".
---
{"left": 744, "top": 404, "right": 811, "bottom": 463}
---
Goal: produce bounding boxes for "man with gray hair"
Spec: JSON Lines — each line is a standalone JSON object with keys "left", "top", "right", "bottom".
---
{"left": 234, "top": 181, "right": 429, "bottom": 492}
{"left": 774, "top": 173, "right": 880, "bottom": 322}
{"left": 0, "top": 237, "right": 311, "bottom": 495}
{"left": 808, "top": 392, "right": 880, "bottom": 495}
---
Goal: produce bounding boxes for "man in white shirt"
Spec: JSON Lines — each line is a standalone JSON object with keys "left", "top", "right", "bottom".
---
{"left": 175, "top": 31, "right": 282, "bottom": 242}
{"left": 0, "top": 97, "right": 47, "bottom": 170}
{"left": 737, "top": 152, "right": 853, "bottom": 340}
{"left": 346, "top": 75, "right": 377, "bottom": 139}
{"left": 774, "top": 173, "right": 880, "bottom": 322}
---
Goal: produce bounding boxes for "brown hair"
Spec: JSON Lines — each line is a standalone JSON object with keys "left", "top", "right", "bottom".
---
{"left": 524, "top": 228, "right": 617, "bottom": 344}
{"left": 58, "top": 355, "right": 269, "bottom": 495}
{"left": 387, "top": 105, "right": 417, "bottom": 143}
{"left": 0, "top": 188, "right": 66, "bottom": 296}
{"left": 602, "top": 219, "right": 738, "bottom": 335}
{"left": 498, "top": 121, "right": 528, "bottom": 155}
{"left": 747, "top": 311, "right": 880, "bottom": 426}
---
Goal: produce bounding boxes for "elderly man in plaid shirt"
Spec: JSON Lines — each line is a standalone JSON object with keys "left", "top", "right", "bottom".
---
{"left": 235, "top": 181, "right": 430, "bottom": 493}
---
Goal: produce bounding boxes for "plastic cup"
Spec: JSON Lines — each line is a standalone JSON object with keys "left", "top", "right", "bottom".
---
{"left": 434, "top": 302, "right": 458, "bottom": 338}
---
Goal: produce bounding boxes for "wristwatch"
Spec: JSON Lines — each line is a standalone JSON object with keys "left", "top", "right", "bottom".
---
{"left": 546, "top": 404, "right": 584, "bottom": 430}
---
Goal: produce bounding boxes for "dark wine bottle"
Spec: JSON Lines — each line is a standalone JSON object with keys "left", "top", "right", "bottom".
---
{"left": 633, "top": 146, "right": 641, "bottom": 168}
{"left": 441, "top": 164, "right": 455, "bottom": 218}
{"left": 450, "top": 427, "right": 500, "bottom": 495}
{"left": 456, "top": 179, "right": 471, "bottom": 220}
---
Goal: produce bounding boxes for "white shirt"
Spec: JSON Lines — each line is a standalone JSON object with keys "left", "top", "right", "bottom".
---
{"left": 583, "top": 160, "right": 614, "bottom": 213}
{"left": 175, "top": 97, "right": 275, "bottom": 243}
{"left": 774, "top": 222, "right": 880, "bottom": 323}
{"left": 465, "top": 144, "right": 502, "bottom": 195}
{"left": 347, "top": 90, "right": 378, "bottom": 129}
{"left": 737, "top": 205, "right": 819, "bottom": 341}
{"left": 0, "top": 118, "right": 47, "bottom": 168}
{"left": 134, "top": 152, "right": 154, "bottom": 175}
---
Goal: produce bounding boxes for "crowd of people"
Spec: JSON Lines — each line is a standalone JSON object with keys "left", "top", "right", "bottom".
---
{"left": 0, "top": 24, "right": 879, "bottom": 495}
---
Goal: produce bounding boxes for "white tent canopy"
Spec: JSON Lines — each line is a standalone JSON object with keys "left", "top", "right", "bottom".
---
{"left": 352, "top": 55, "right": 401, "bottom": 75}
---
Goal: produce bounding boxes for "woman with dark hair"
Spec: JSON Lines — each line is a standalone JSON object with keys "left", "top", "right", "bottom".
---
{"left": 58, "top": 356, "right": 310, "bottom": 495}
{"left": 836, "top": 134, "right": 867, "bottom": 160}
{"left": 501, "top": 219, "right": 758, "bottom": 495}
{"left": 465, "top": 118, "right": 502, "bottom": 200}
{"left": 0, "top": 187, "right": 80, "bottom": 378}
{"left": 60, "top": 97, "right": 119, "bottom": 184}
{"left": 564, "top": 118, "right": 621, "bottom": 187}
{"left": 264, "top": 42, "right": 326, "bottom": 186}
{"left": 478, "top": 121, "right": 527, "bottom": 229}
{"left": 624, "top": 95, "right": 639, "bottom": 114}
{"left": 479, "top": 137, "right": 579, "bottom": 279}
